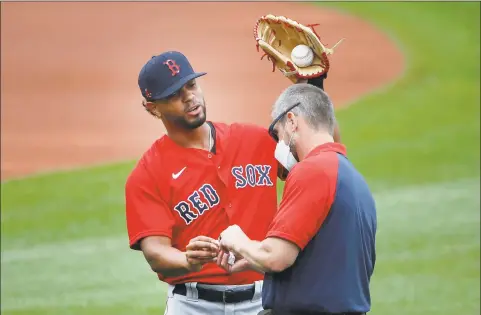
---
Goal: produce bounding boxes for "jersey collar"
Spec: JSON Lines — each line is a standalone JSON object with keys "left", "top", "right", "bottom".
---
{"left": 164, "top": 121, "right": 222, "bottom": 154}
{"left": 306, "top": 142, "right": 347, "bottom": 158}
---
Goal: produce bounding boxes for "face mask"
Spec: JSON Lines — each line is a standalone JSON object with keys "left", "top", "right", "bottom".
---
{"left": 274, "top": 131, "right": 298, "bottom": 171}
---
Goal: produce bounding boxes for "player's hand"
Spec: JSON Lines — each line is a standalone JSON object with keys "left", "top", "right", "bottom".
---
{"left": 185, "top": 236, "right": 220, "bottom": 272}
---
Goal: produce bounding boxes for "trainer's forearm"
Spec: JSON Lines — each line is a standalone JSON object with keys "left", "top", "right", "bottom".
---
{"left": 234, "top": 240, "right": 277, "bottom": 273}
{"left": 144, "top": 246, "right": 191, "bottom": 277}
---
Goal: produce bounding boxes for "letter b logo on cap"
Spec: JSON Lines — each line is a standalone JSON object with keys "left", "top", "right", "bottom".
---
{"left": 138, "top": 51, "right": 207, "bottom": 100}
{"left": 164, "top": 59, "right": 181, "bottom": 76}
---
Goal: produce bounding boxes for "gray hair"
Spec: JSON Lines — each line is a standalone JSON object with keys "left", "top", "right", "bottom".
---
{"left": 271, "top": 83, "right": 336, "bottom": 134}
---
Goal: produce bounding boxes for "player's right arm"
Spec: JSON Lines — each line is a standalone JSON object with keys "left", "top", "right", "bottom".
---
{"left": 140, "top": 235, "right": 218, "bottom": 277}
{"left": 125, "top": 160, "right": 218, "bottom": 277}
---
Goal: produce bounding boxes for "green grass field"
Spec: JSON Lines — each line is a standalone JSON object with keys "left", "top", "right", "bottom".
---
{"left": 2, "top": 2, "right": 480, "bottom": 315}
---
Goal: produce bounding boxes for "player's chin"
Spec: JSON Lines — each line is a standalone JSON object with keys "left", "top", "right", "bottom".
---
{"left": 184, "top": 114, "right": 206, "bottom": 129}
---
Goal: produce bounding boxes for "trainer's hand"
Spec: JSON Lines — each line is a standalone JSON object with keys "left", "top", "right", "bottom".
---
{"left": 229, "top": 258, "right": 251, "bottom": 273}
{"left": 185, "top": 236, "right": 220, "bottom": 272}
{"left": 219, "top": 225, "right": 249, "bottom": 252}
{"left": 216, "top": 248, "right": 236, "bottom": 269}
{"left": 216, "top": 249, "right": 250, "bottom": 273}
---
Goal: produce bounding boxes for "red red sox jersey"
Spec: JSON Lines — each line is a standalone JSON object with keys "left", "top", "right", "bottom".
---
{"left": 125, "top": 121, "right": 279, "bottom": 285}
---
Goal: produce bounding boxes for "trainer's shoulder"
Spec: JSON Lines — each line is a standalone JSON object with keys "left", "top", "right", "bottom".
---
{"left": 288, "top": 155, "right": 333, "bottom": 183}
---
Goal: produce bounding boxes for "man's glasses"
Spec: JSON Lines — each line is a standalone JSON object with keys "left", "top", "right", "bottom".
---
{"left": 268, "top": 102, "right": 301, "bottom": 142}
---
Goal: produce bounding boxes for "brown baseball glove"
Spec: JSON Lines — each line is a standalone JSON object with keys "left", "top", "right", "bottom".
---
{"left": 253, "top": 14, "right": 344, "bottom": 83}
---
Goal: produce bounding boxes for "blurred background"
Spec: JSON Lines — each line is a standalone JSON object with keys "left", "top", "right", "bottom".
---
{"left": 1, "top": 1, "right": 403, "bottom": 180}
{"left": 1, "top": 2, "right": 479, "bottom": 315}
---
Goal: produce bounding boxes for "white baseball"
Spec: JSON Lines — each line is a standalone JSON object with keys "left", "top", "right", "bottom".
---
{"left": 291, "top": 44, "right": 314, "bottom": 68}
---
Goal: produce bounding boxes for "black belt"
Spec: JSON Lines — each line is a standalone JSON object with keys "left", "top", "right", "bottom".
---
{"left": 262, "top": 310, "right": 365, "bottom": 315}
{"left": 173, "top": 283, "right": 255, "bottom": 303}
{"left": 276, "top": 312, "right": 365, "bottom": 315}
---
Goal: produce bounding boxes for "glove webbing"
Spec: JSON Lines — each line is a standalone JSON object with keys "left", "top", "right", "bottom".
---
{"left": 255, "top": 20, "right": 332, "bottom": 77}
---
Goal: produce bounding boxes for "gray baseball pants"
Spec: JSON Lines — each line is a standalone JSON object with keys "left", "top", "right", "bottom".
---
{"left": 163, "top": 281, "right": 264, "bottom": 315}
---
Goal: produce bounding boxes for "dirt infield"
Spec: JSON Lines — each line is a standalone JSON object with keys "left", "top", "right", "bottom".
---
{"left": 1, "top": 2, "right": 404, "bottom": 181}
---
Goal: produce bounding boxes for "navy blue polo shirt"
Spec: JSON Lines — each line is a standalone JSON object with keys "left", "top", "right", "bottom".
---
{"left": 262, "top": 142, "right": 377, "bottom": 314}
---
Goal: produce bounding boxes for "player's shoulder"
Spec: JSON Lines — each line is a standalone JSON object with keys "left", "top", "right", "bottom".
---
{"left": 126, "top": 136, "right": 169, "bottom": 185}
{"left": 215, "top": 121, "right": 270, "bottom": 139}
{"left": 232, "top": 122, "right": 269, "bottom": 134}
{"left": 137, "top": 135, "right": 170, "bottom": 166}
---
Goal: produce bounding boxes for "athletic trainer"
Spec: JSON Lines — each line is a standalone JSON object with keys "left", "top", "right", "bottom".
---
{"left": 217, "top": 83, "right": 377, "bottom": 315}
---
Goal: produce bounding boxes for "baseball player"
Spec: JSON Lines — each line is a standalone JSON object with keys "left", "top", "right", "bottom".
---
{"left": 125, "top": 48, "right": 339, "bottom": 314}
{"left": 126, "top": 50, "right": 281, "bottom": 315}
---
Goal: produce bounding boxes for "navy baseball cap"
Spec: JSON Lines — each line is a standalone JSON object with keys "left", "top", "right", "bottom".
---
{"left": 138, "top": 51, "right": 206, "bottom": 101}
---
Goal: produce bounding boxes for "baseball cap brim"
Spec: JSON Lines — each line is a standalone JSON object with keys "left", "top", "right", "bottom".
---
{"left": 151, "top": 72, "right": 207, "bottom": 101}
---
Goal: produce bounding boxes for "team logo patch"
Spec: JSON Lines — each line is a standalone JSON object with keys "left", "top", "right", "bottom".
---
{"left": 163, "top": 59, "right": 181, "bottom": 76}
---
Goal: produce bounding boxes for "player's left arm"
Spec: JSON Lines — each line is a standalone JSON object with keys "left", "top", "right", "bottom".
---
{"left": 333, "top": 121, "right": 341, "bottom": 143}
{"left": 306, "top": 76, "right": 342, "bottom": 144}
{"left": 219, "top": 161, "right": 334, "bottom": 273}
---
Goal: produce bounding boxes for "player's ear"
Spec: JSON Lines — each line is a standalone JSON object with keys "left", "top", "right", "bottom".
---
{"left": 143, "top": 100, "right": 162, "bottom": 119}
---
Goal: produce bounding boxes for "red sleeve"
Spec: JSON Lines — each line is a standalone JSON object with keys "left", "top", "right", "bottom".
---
{"left": 125, "top": 160, "right": 175, "bottom": 250}
{"left": 266, "top": 160, "right": 335, "bottom": 250}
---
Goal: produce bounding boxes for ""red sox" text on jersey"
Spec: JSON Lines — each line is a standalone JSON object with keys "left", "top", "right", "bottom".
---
{"left": 173, "top": 165, "right": 273, "bottom": 225}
